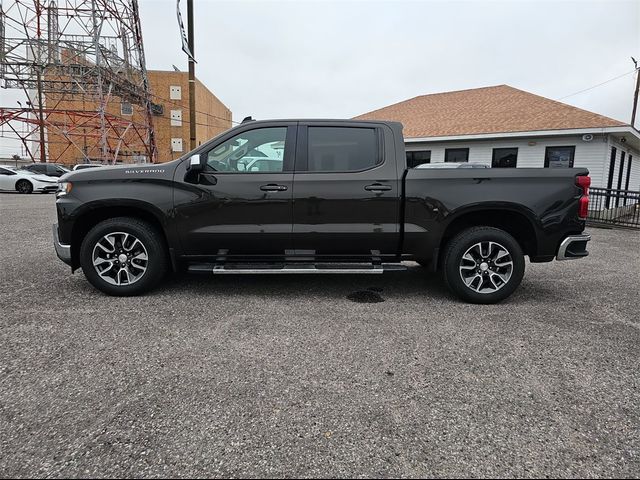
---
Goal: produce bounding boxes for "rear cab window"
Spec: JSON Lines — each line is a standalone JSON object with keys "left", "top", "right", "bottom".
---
{"left": 299, "top": 126, "right": 381, "bottom": 172}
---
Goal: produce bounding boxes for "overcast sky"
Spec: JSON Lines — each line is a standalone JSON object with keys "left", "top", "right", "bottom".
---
{"left": 139, "top": 0, "right": 639, "bottom": 123}
{"left": 0, "top": 0, "right": 638, "bottom": 156}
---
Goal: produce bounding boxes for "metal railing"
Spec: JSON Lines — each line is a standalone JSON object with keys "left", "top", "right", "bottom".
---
{"left": 587, "top": 187, "right": 640, "bottom": 228}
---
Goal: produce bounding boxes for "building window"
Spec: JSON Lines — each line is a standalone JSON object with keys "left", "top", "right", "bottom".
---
{"left": 445, "top": 148, "right": 469, "bottom": 163}
{"left": 492, "top": 148, "right": 518, "bottom": 168}
{"left": 606, "top": 147, "right": 617, "bottom": 208}
{"left": 544, "top": 146, "right": 575, "bottom": 168}
{"left": 171, "top": 138, "right": 183, "bottom": 153}
{"left": 406, "top": 150, "right": 431, "bottom": 168}
{"left": 121, "top": 102, "right": 133, "bottom": 115}
{"left": 170, "top": 109, "right": 182, "bottom": 126}
{"left": 617, "top": 151, "right": 626, "bottom": 190}
{"left": 607, "top": 147, "right": 617, "bottom": 189}
{"left": 616, "top": 151, "right": 627, "bottom": 207}
{"left": 170, "top": 85, "right": 182, "bottom": 100}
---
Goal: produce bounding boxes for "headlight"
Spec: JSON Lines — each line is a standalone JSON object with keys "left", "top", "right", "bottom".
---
{"left": 57, "top": 181, "right": 73, "bottom": 197}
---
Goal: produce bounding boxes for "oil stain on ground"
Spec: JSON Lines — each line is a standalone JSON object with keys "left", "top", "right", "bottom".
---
{"left": 346, "top": 287, "right": 385, "bottom": 303}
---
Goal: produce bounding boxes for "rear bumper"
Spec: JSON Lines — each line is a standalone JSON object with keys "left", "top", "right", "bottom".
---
{"left": 556, "top": 234, "right": 591, "bottom": 261}
{"left": 53, "top": 223, "right": 72, "bottom": 266}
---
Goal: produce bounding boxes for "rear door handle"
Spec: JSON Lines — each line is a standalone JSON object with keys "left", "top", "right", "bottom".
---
{"left": 364, "top": 183, "right": 392, "bottom": 192}
{"left": 260, "top": 184, "right": 288, "bottom": 192}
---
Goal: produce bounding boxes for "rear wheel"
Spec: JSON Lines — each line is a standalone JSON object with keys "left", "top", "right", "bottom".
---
{"left": 80, "top": 217, "right": 168, "bottom": 296}
{"left": 442, "top": 226, "right": 525, "bottom": 304}
{"left": 15, "top": 179, "right": 33, "bottom": 194}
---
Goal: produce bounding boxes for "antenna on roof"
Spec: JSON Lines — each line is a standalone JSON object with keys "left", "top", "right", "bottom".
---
{"left": 242, "top": 116, "right": 255, "bottom": 123}
{"left": 172, "top": 65, "right": 181, "bottom": 72}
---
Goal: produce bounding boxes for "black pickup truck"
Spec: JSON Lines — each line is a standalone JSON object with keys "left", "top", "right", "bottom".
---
{"left": 53, "top": 119, "right": 591, "bottom": 303}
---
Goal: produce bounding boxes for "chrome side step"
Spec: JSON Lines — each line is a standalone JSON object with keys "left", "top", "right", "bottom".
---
{"left": 188, "top": 263, "right": 407, "bottom": 275}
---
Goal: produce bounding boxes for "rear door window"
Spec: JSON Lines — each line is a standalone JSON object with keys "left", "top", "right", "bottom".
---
{"left": 304, "top": 127, "right": 380, "bottom": 172}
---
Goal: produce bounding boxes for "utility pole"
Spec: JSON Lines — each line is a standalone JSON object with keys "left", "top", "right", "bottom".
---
{"left": 632, "top": 57, "right": 639, "bottom": 129}
{"left": 36, "top": 67, "right": 47, "bottom": 163}
{"left": 187, "top": 0, "right": 196, "bottom": 150}
{"left": 35, "top": 1, "right": 47, "bottom": 163}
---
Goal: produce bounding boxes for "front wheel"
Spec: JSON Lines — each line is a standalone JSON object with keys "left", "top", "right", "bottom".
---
{"left": 15, "top": 179, "right": 33, "bottom": 194}
{"left": 79, "top": 217, "right": 169, "bottom": 296}
{"left": 442, "top": 227, "right": 525, "bottom": 304}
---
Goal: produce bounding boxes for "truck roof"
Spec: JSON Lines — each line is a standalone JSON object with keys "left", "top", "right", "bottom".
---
{"left": 236, "top": 118, "right": 403, "bottom": 127}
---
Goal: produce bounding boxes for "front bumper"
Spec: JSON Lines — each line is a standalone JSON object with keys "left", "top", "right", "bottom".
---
{"left": 556, "top": 234, "right": 591, "bottom": 261}
{"left": 53, "top": 223, "right": 72, "bottom": 266}
{"left": 34, "top": 183, "right": 58, "bottom": 193}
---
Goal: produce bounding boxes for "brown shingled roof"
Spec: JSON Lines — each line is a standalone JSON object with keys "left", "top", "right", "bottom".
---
{"left": 355, "top": 85, "right": 626, "bottom": 139}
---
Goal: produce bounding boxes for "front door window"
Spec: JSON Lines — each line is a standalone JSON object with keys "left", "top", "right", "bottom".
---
{"left": 206, "top": 127, "right": 287, "bottom": 173}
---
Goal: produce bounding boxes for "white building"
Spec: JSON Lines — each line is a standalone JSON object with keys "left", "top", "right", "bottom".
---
{"left": 356, "top": 85, "right": 640, "bottom": 191}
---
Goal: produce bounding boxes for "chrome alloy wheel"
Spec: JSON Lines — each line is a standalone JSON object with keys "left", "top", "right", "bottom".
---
{"left": 92, "top": 232, "right": 148, "bottom": 286}
{"left": 459, "top": 241, "right": 514, "bottom": 294}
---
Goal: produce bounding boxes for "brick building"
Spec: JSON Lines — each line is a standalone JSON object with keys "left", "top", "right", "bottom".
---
{"left": 44, "top": 69, "right": 231, "bottom": 165}
{"left": 147, "top": 70, "right": 232, "bottom": 162}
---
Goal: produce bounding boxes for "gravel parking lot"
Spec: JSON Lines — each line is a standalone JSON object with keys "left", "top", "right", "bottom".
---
{"left": 1, "top": 193, "right": 639, "bottom": 478}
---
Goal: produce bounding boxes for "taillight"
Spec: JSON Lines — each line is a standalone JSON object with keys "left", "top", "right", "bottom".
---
{"left": 576, "top": 175, "right": 590, "bottom": 219}
{"left": 578, "top": 196, "right": 589, "bottom": 219}
{"left": 576, "top": 175, "right": 590, "bottom": 194}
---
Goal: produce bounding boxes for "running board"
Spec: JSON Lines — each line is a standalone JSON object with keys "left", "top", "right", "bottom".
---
{"left": 187, "top": 263, "right": 407, "bottom": 275}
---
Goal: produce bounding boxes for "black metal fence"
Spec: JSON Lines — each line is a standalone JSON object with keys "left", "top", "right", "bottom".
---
{"left": 588, "top": 187, "right": 640, "bottom": 228}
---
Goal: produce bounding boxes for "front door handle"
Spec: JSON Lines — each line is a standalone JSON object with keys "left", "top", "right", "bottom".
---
{"left": 260, "top": 184, "right": 288, "bottom": 192}
{"left": 364, "top": 183, "right": 392, "bottom": 192}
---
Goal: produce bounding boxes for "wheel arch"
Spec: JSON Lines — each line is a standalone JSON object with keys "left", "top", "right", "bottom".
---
{"left": 437, "top": 204, "right": 539, "bottom": 268}
{"left": 15, "top": 178, "right": 33, "bottom": 192}
{"left": 69, "top": 201, "right": 173, "bottom": 271}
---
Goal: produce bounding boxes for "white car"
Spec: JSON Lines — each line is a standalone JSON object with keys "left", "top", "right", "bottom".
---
{"left": 73, "top": 164, "right": 104, "bottom": 171}
{"left": 0, "top": 165, "right": 59, "bottom": 194}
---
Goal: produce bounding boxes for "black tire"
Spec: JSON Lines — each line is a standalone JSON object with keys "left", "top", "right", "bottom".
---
{"left": 79, "top": 217, "right": 169, "bottom": 296}
{"left": 15, "top": 179, "right": 33, "bottom": 194}
{"left": 442, "top": 226, "right": 525, "bottom": 304}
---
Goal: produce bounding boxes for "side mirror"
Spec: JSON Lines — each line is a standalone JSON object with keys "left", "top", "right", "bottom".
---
{"left": 186, "top": 154, "right": 203, "bottom": 173}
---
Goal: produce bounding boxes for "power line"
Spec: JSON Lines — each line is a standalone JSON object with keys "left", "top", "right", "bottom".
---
{"left": 146, "top": 90, "right": 240, "bottom": 127}
{"left": 558, "top": 69, "right": 637, "bottom": 100}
